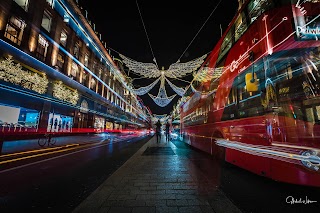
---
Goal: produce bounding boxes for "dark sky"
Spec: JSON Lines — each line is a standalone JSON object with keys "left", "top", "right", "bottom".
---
{"left": 78, "top": 0, "right": 239, "bottom": 115}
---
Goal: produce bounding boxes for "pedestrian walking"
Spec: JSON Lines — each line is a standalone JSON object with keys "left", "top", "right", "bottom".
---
{"left": 165, "top": 121, "right": 170, "bottom": 142}
{"left": 155, "top": 120, "right": 161, "bottom": 143}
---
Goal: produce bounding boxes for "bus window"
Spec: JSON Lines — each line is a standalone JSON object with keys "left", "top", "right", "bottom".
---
{"left": 217, "top": 30, "right": 233, "bottom": 62}
{"left": 247, "top": 0, "right": 274, "bottom": 24}
{"left": 235, "top": 12, "right": 248, "bottom": 42}
{"left": 237, "top": 65, "right": 265, "bottom": 118}
{"left": 222, "top": 87, "right": 237, "bottom": 121}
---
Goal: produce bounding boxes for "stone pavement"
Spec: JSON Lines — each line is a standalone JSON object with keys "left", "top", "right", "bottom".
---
{"left": 72, "top": 135, "right": 242, "bottom": 213}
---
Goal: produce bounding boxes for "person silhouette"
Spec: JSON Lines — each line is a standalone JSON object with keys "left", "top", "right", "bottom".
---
{"left": 165, "top": 122, "right": 170, "bottom": 142}
{"left": 155, "top": 120, "right": 161, "bottom": 143}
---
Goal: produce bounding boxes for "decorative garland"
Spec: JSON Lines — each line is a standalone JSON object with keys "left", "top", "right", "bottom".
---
{"left": 165, "top": 77, "right": 185, "bottom": 96}
{"left": 0, "top": 56, "right": 48, "bottom": 94}
{"left": 53, "top": 81, "right": 79, "bottom": 105}
{"left": 133, "top": 77, "right": 160, "bottom": 95}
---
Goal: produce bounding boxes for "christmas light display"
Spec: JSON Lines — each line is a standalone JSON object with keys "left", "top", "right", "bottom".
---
{"left": 0, "top": 55, "right": 48, "bottom": 94}
{"left": 119, "top": 54, "right": 207, "bottom": 107}
{"left": 133, "top": 77, "right": 160, "bottom": 95}
{"left": 165, "top": 77, "right": 185, "bottom": 96}
{"left": 193, "top": 67, "right": 223, "bottom": 82}
{"left": 148, "top": 75, "right": 176, "bottom": 107}
{"left": 119, "top": 54, "right": 207, "bottom": 79}
{"left": 53, "top": 81, "right": 79, "bottom": 105}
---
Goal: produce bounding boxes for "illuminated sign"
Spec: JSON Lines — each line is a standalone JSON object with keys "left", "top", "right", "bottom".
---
{"left": 80, "top": 99, "right": 89, "bottom": 113}
{"left": 295, "top": 16, "right": 320, "bottom": 40}
{"left": 293, "top": 0, "right": 320, "bottom": 40}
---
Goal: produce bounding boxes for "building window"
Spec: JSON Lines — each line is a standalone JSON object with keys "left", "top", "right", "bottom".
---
{"left": 60, "top": 30, "right": 68, "bottom": 47}
{"left": 57, "top": 52, "right": 65, "bottom": 70}
{"left": 93, "top": 61, "right": 97, "bottom": 71}
{"left": 41, "top": 11, "right": 52, "bottom": 32}
{"left": 14, "top": 0, "right": 29, "bottom": 11}
{"left": 247, "top": 0, "right": 273, "bottom": 24}
{"left": 4, "top": 16, "right": 26, "bottom": 46}
{"left": 36, "top": 34, "right": 49, "bottom": 61}
{"left": 84, "top": 54, "right": 89, "bottom": 67}
{"left": 91, "top": 78, "right": 96, "bottom": 89}
{"left": 70, "top": 62, "right": 78, "bottom": 79}
{"left": 98, "top": 69, "right": 102, "bottom": 79}
{"left": 82, "top": 71, "right": 88, "bottom": 86}
{"left": 73, "top": 42, "right": 80, "bottom": 59}
{"left": 46, "top": 0, "right": 54, "bottom": 8}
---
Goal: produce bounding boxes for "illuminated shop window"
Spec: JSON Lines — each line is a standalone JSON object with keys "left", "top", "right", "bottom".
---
{"left": 4, "top": 16, "right": 26, "bottom": 46}
{"left": 47, "top": 113, "right": 73, "bottom": 132}
{"left": 0, "top": 103, "right": 40, "bottom": 132}
{"left": 41, "top": 11, "right": 52, "bottom": 32}
{"left": 94, "top": 116, "right": 105, "bottom": 130}
{"left": 36, "top": 34, "right": 49, "bottom": 61}
{"left": 14, "top": 0, "right": 29, "bottom": 11}
{"left": 60, "top": 30, "right": 68, "bottom": 47}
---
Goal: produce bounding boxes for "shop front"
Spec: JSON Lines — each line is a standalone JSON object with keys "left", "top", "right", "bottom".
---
{"left": 47, "top": 113, "right": 73, "bottom": 132}
{"left": 0, "top": 103, "right": 39, "bottom": 133}
{"left": 94, "top": 115, "right": 105, "bottom": 132}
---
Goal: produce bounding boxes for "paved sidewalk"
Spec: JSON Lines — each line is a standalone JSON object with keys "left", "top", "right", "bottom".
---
{"left": 72, "top": 136, "right": 242, "bottom": 213}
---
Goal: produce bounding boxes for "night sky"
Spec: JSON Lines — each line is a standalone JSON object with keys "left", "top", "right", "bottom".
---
{"left": 78, "top": 0, "right": 239, "bottom": 115}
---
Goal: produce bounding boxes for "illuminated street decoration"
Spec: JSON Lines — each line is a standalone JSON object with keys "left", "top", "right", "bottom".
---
{"left": 0, "top": 56, "right": 48, "bottom": 94}
{"left": 119, "top": 54, "right": 207, "bottom": 107}
{"left": 53, "top": 81, "right": 79, "bottom": 105}
{"left": 148, "top": 75, "right": 176, "bottom": 107}
{"left": 165, "top": 77, "right": 185, "bottom": 96}
{"left": 193, "top": 67, "right": 223, "bottom": 82}
{"left": 119, "top": 54, "right": 207, "bottom": 79}
{"left": 133, "top": 77, "right": 160, "bottom": 95}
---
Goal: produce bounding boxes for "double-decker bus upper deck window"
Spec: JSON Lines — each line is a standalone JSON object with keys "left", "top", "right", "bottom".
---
{"left": 247, "top": 0, "right": 274, "bottom": 24}
{"left": 236, "top": 62, "right": 265, "bottom": 118}
{"left": 217, "top": 30, "right": 233, "bottom": 62}
{"left": 235, "top": 12, "right": 248, "bottom": 42}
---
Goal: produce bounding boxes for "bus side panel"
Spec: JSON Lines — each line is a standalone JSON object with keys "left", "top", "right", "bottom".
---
{"left": 225, "top": 149, "right": 271, "bottom": 178}
{"left": 270, "top": 160, "right": 320, "bottom": 187}
{"left": 185, "top": 125, "right": 212, "bottom": 155}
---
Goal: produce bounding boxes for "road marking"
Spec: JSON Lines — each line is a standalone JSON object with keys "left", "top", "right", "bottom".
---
{"left": 0, "top": 138, "right": 133, "bottom": 174}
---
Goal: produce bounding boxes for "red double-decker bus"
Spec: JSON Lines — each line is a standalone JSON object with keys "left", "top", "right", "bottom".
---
{"left": 180, "top": 0, "right": 320, "bottom": 187}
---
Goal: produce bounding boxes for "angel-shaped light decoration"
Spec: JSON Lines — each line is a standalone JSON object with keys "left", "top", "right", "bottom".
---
{"left": 119, "top": 54, "right": 207, "bottom": 107}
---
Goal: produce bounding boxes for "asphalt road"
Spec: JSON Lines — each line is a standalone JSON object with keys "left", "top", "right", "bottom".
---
{"left": 0, "top": 134, "right": 152, "bottom": 212}
{"left": 0, "top": 134, "right": 319, "bottom": 213}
